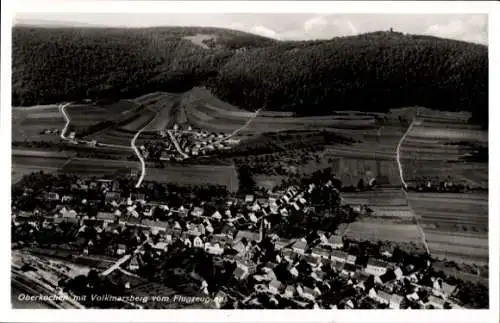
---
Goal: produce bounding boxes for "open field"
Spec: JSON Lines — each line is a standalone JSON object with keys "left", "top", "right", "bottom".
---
{"left": 408, "top": 192, "right": 488, "bottom": 265}
{"left": 12, "top": 105, "right": 65, "bottom": 142}
{"left": 66, "top": 104, "right": 116, "bottom": 129}
{"left": 145, "top": 164, "right": 239, "bottom": 192}
{"left": 343, "top": 218, "right": 423, "bottom": 245}
{"left": 99, "top": 100, "right": 139, "bottom": 116}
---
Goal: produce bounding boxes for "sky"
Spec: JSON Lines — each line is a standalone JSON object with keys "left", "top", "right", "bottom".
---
{"left": 14, "top": 13, "right": 488, "bottom": 44}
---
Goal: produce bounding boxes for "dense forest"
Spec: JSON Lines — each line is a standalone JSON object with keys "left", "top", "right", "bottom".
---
{"left": 12, "top": 26, "right": 488, "bottom": 128}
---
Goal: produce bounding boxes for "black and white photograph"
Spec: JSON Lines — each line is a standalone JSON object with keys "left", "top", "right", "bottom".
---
{"left": 1, "top": 1, "right": 498, "bottom": 322}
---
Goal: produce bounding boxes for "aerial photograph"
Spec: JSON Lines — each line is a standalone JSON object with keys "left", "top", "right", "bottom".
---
{"left": 10, "top": 11, "right": 489, "bottom": 310}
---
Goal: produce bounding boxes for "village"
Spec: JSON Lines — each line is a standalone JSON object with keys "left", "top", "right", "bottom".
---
{"left": 11, "top": 168, "right": 466, "bottom": 310}
{"left": 142, "top": 123, "right": 241, "bottom": 162}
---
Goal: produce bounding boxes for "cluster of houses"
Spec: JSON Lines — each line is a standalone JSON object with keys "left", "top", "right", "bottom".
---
{"left": 158, "top": 123, "right": 240, "bottom": 160}
{"left": 236, "top": 235, "right": 463, "bottom": 309}
{"left": 12, "top": 174, "right": 465, "bottom": 310}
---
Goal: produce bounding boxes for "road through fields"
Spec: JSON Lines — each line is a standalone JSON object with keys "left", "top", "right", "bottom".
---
{"left": 59, "top": 103, "right": 73, "bottom": 140}
{"left": 396, "top": 119, "right": 430, "bottom": 255}
{"left": 131, "top": 113, "right": 159, "bottom": 188}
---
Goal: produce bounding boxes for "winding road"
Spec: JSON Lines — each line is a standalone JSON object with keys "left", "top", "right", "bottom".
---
{"left": 131, "top": 113, "right": 160, "bottom": 188}
{"left": 395, "top": 119, "right": 430, "bottom": 256}
{"left": 59, "top": 102, "right": 157, "bottom": 188}
{"left": 59, "top": 103, "right": 73, "bottom": 141}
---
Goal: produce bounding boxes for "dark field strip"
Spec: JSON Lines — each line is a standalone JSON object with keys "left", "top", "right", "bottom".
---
{"left": 60, "top": 157, "right": 140, "bottom": 176}
{"left": 145, "top": 164, "right": 239, "bottom": 192}
{"left": 20, "top": 117, "right": 64, "bottom": 126}
{"left": 120, "top": 111, "right": 157, "bottom": 132}
{"left": 99, "top": 100, "right": 138, "bottom": 115}
{"left": 90, "top": 128, "right": 134, "bottom": 146}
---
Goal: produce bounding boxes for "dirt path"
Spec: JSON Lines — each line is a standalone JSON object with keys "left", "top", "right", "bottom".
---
{"left": 212, "top": 108, "right": 263, "bottom": 145}
{"left": 396, "top": 119, "right": 431, "bottom": 256}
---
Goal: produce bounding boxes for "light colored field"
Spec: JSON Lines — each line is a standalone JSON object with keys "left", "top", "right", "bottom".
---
{"left": 409, "top": 127, "right": 487, "bottom": 142}
{"left": 343, "top": 219, "right": 423, "bottom": 244}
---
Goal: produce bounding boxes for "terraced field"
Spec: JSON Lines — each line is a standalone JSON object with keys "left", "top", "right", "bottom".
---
{"left": 131, "top": 92, "right": 180, "bottom": 131}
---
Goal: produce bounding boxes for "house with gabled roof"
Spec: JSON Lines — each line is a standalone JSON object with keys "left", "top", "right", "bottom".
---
{"left": 377, "top": 290, "right": 392, "bottom": 305}
{"left": 322, "top": 234, "right": 343, "bottom": 249}
{"left": 346, "top": 254, "right": 357, "bottom": 264}
{"left": 441, "top": 282, "right": 457, "bottom": 297}
{"left": 279, "top": 208, "right": 289, "bottom": 217}
{"left": 299, "top": 285, "right": 316, "bottom": 301}
{"left": 365, "top": 258, "right": 389, "bottom": 276}
{"left": 233, "top": 266, "right": 248, "bottom": 281}
{"left": 330, "top": 250, "right": 348, "bottom": 263}
{"left": 212, "top": 210, "right": 222, "bottom": 220}
{"left": 235, "top": 230, "right": 260, "bottom": 243}
{"left": 389, "top": 294, "right": 403, "bottom": 309}
{"left": 116, "top": 244, "right": 127, "bottom": 256}
{"left": 292, "top": 239, "right": 307, "bottom": 255}
{"left": 248, "top": 212, "right": 258, "bottom": 223}
{"left": 311, "top": 247, "right": 330, "bottom": 259}
{"left": 268, "top": 279, "right": 281, "bottom": 294}
{"left": 193, "top": 236, "right": 204, "bottom": 248}
{"left": 128, "top": 254, "right": 140, "bottom": 271}
{"left": 427, "top": 295, "right": 445, "bottom": 309}
{"left": 245, "top": 195, "right": 255, "bottom": 203}
{"left": 284, "top": 285, "right": 296, "bottom": 298}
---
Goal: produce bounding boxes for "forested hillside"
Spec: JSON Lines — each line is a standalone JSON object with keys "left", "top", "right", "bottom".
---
{"left": 12, "top": 27, "right": 488, "bottom": 127}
